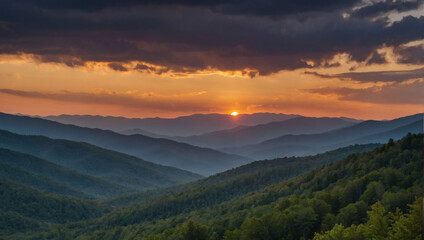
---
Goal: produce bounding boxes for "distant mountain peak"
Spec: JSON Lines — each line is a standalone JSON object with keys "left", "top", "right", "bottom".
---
{"left": 41, "top": 112, "right": 302, "bottom": 136}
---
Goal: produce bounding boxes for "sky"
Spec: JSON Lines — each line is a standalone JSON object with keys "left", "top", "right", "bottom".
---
{"left": 0, "top": 0, "right": 423, "bottom": 119}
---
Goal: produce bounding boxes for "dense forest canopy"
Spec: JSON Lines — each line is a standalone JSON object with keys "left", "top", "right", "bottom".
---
{"left": 3, "top": 133, "right": 421, "bottom": 240}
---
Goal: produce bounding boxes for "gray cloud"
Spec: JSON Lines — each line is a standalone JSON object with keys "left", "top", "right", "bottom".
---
{"left": 395, "top": 45, "right": 424, "bottom": 65}
{"left": 351, "top": 0, "right": 423, "bottom": 19}
{"left": 305, "top": 67, "right": 424, "bottom": 83}
{"left": 306, "top": 80, "right": 424, "bottom": 104}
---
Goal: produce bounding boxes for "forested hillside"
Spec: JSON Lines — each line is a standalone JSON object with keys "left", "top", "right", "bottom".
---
{"left": 7, "top": 133, "right": 421, "bottom": 240}
{"left": 0, "top": 179, "right": 111, "bottom": 236}
{"left": 0, "top": 129, "right": 202, "bottom": 193}
{"left": 0, "top": 162, "right": 92, "bottom": 199}
{"left": 105, "top": 143, "right": 379, "bottom": 207}
{"left": 0, "top": 148, "right": 132, "bottom": 198}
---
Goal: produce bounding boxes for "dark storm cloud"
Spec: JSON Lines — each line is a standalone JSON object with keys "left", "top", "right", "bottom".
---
{"left": 0, "top": 0, "right": 423, "bottom": 75}
{"left": 352, "top": 0, "right": 423, "bottom": 19}
{"left": 395, "top": 45, "right": 424, "bottom": 64}
{"left": 305, "top": 67, "right": 424, "bottom": 83}
{"left": 14, "top": 0, "right": 361, "bottom": 16}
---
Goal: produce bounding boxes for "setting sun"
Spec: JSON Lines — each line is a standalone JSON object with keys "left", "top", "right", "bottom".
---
{"left": 230, "top": 112, "right": 239, "bottom": 116}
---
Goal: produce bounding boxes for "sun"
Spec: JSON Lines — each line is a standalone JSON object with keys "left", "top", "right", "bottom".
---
{"left": 230, "top": 112, "right": 239, "bottom": 116}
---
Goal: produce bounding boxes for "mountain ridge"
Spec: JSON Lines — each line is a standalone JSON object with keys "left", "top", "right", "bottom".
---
{"left": 42, "top": 112, "right": 301, "bottom": 136}
{"left": 172, "top": 116, "right": 358, "bottom": 148}
{"left": 221, "top": 113, "right": 423, "bottom": 159}
{"left": 0, "top": 129, "right": 203, "bottom": 193}
{"left": 0, "top": 112, "right": 251, "bottom": 176}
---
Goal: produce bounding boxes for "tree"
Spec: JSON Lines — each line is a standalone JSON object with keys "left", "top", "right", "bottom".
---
{"left": 240, "top": 218, "right": 269, "bottom": 240}
{"left": 363, "top": 202, "right": 388, "bottom": 239}
{"left": 360, "top": 181, "right": 385, "bottom": 205}
{"left": 176, "top": 221, "right": 208, "bottom": 240}
{"left": 388, "top": 198, "right": 422, "bottom": 240}
{"left": 336, "top": 201, "right": 367, "bottom": 227}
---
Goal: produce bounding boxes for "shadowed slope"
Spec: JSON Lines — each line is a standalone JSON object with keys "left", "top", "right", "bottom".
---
{"left": 0, "top": 129, "right": 202, "bottom": 192}
{"left": 0, "top": 112, "right": 251, "bottom": 176}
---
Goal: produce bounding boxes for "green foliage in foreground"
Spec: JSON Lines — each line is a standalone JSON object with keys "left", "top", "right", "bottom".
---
{"left": 4, "top": 134, "right": 423, "bottom": 240}
{"left": 141, "top": 198, "right": 422, "bottom": 240}
{"left": 314, "top": 199, "right": 422, "bottom": 240}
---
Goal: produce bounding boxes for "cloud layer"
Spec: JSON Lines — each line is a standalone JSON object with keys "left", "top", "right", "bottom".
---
{"left": 305, "top": 67, "right": 424, "bottom": 83}
{"left": 306, "top": 79, "right": 424, "bottom": 104}
{"left": 0, "top": 0, "right": 423, "bottom": 75}
{"left": 0, "top": 88, "right": 214, "bottom": 112}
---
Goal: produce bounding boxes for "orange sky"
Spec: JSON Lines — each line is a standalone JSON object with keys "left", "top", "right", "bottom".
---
{"left": 0, "top": 50, "right": 423, "bottom": 120}
{"left": 1, "top": 1, "right": 423, "bottom": 120}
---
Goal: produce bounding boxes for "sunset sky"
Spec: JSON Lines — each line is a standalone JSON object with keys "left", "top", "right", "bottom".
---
{"left": 0, "top": 0, "right": 423, "bottom": 119}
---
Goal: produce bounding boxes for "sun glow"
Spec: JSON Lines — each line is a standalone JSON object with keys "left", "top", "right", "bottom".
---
{"left": 230, "top": 112, "right": 239, "bottom": 116}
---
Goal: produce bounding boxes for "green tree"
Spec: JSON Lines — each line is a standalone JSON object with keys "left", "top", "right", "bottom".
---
{"left": 388, "top": 198, "right": 422, "bottom": 240}
{"left": 313, "top": 224, "right": 344, "bottom": 240}
{"left": 336, "top": 201, "right": 367, "bottom": 227}
{"left": 363, "top": 202, "right": 388, "bottom": 239}
{"left": 240, "top": 218, "right": 269, "bottom": 240}
{"left": 178, "top": 221, "right": 208, "bottom": 240}
{"left": 360, "top": 182, "right": 385, "bottom": 205}
{"left": 320, "top": 213, "right": 336, "bottom": 231}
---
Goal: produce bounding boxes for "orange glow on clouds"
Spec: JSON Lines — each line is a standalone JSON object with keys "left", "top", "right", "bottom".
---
{"left": 0, "top": 52, "right": 423, "bottom": 120}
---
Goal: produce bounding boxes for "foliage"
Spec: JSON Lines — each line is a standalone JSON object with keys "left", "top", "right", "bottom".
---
{"left": 314, "top": 198, "right": 422, "bottom": 240}
{"left": 3, "top": 133, "right": 422, "bottom": 240}
{"left": 0, "top": 161, "right": 91, "bottom": 199}
{"left": 0, "top": 129, "right": 202, "bottom": 194}
{"left": 106, "top": 143, "right": 379, "bottom": 208}
{"left": 0, "top": 179, "right": 111, "bottom": 225}
{"left": 108, "top": 134, "right": 423, "bottom": 239}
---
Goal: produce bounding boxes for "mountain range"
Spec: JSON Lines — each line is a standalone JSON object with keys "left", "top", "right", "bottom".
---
{"left": 42, "top": 113, "right": 300, "bottom": 136}
{"left": 0, "top": 108, "right": 421, "bottom": 239}
{"left": 2, "top": 112, "right": 422, "bottom": 174}
{"left": 0, "top": 113, "right": 251, "bottom": 176}
{"left": 172, "top": 116, "right": 360, "bottom": 148}
{"left": 0, "top": 130, "right": 203, "bottom": 197}
{"left": 221, "top": 113, "right": 423, "bottom": 159}
{"left": 5, "top": 133, "right": 419, "bottom": 239}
